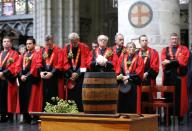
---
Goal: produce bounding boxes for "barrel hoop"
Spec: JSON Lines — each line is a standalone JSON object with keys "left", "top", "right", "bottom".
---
{"left": 83, "top": 78, "right": 116, "bottom": 84}
{"left": 83, "top": 100, "right": 117, "bottom": 105}
{"left": 83, "top": 104, "right": 117, "bottom": 110}
{"left": 84, "top": 72, "right": 116, "bottom": 78}
{"left": 82, "top": 84, "right": 117, "bottom": 88}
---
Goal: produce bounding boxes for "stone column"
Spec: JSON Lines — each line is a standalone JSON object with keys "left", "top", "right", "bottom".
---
{"left": 33, "top": 0, "right": 79, "bottom": 47}
{"left": 118, "top": 0, "right": 180, "bottom": 84}
{"left": 63, "top": 0, "right": 79, "bottom": 44}
{"left": 189, "top": 0, "right": 192, "bottom": 50}
{"left": 89, "top": 0, "right": 102, "bottom": 41}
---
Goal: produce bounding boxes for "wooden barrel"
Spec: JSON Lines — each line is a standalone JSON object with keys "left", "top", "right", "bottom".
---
{"left": 82, "top": 72, "right": 118, "bottom": 114}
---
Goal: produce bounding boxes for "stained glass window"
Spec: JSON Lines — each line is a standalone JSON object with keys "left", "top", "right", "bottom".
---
{"left": 0, "top": 0, "right": 33, "bottom": 16}
{"left": 15, "top": 0, "right": 26, "bottom": 15}
{"left": 28, "top": 0, "right": 33, "bottom": 14}
{"left": 3, "top": 0, "right": 14, "bottom": 16}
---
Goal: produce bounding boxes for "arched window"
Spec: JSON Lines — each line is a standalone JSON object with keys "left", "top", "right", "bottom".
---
{"left": 0, "top": 0, "right": 33, "bottom": 16}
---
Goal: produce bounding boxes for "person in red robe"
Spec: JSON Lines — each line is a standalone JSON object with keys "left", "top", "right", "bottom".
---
{"left": 16, "top": 38, "right": 42, "bottom": 124}
{"left": 39, "top": 35, "right": 63, "bottom": 109}
{"left": 0, "top": 36, "right": 19, "bottom": 122}
{"left": 116, "top": 42, "right": 144, "bottom": 113}
{"left": 136, "top": 35, "right": 159, "bottom": 106}
{"left": 63, "top": 32, "right": 91, "bottom": 112}
{"left": 88, "top": 35, "right": 115, "bottom": 72}
{"left": 112, "top": 33, "right": 126, "bottom": 74}
{"left": 137, "top": 35, "right": 159, "bottom": 86}
{"left": 161, "top": 33, "right": 190, "bottom": 124}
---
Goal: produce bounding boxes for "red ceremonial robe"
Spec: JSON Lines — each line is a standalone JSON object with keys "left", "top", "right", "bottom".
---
{"left": 40, "top": 44, "right": 63, "bottom": 108}
{"left": 63, "top": 42, "right": 91, "bottom": 72}
{"left": 87, "top": 47, "right": 115, "bottom": 72}
{"left": 137, "top": 47, "right": 159, "bottom": 86}
{"left": 112, "top": 45, "right": 126, "bottom": 74}
{"left": 0, "top": 49, "right": 19, "bottom": 113}
{"left": 16, "top": 50, "right": 43, "bottom": 112}
{"left": 161, "top": 44, "right": 190, "bottom": 117}
{"left": 117, "top": 53, "right": 144, "bottom": 114}
{"left": 63, "top": 42, "right": 91, "bottom": 111}
{"left": 57, "top": 49, "right": 65, "bottom": 99}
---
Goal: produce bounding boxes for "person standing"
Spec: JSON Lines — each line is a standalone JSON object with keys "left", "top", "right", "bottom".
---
{"left": 16, "top": 38, "right": 42, "bottom": 123}
{"left": 161, "top": 33, "right": 190, "bottom": 124}
{"left": 0, "top": 36, "right": 19, "bottom": 122}
{"left": 116, "top": 42, "right": 144, "bottom": 113}
{"left": 137, "top": 35, "right": 159, "bottom": 86}
{"left": 18, "top": 44, "right": 26, "bottom": 56}
{"left": 88, "top": 35, "right": 115, "bottom": 72}
{"left": 63, "top": 32, "right": 91, "bottom": 112}
{"left": 112, "top": 33, "right": 126, "bottom": 74}
{"left": 39, "top": 35, "right": 63, "bottom": 109}
{"left": 91, "top": 42, "right": 98, "bottom": 50}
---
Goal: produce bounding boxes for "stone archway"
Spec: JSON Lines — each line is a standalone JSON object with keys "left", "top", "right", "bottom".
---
{"left": 0, "top": 20, "right": 33, "bottom": 50}
{"left": 25, "top": 23, "right": 33, "bottom": 36}
{"left": 0, "top": 28, "right": 21, "bottom": 50}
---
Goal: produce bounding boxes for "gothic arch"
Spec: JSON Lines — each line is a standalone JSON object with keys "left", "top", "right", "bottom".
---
{"left": 13, "top": 22, "right": 25, "bottom": 35}
{"left": 1, "top": 23, "right": 21, "bottom": 38}
{"left": 2, "top": 24, "right": 12, "bottom": 32}
{"left": 25, "top": 23, "right": 33, "bottom": 36}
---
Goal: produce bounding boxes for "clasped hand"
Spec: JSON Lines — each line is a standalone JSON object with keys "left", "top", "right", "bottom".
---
{"left": 40, "top": 71, "right": 53, "bottom": 79}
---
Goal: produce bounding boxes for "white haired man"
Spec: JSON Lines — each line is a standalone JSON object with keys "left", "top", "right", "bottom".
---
{"left": 88, "top": 35, "right": 115, "bottom": 72}
{"left": 63, "top": 32, "right": 91, "bottom": 112}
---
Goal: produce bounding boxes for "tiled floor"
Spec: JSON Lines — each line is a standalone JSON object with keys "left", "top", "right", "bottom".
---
{"left": 0, "top": 117, "right": 191, "bottom": 131}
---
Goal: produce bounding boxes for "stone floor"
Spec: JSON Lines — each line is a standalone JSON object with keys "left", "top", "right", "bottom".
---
{"left": 0, "top": 117, "right": 191, "bottom": 131}
{"left": 0, "top": 122, "right": 40, "bottom": 131}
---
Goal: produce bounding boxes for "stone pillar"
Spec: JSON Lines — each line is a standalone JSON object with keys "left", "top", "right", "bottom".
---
{"left": 33, "top": 0, "right": 79, "bottom": 47}
{"left": 118, "top": 0, "right": 180, "bottom": 84}
{"left": 89, "top": 0, "right": 102, "bottom": 41}
{"left": 63, "top": 0, "right": 79, "bottom": 44}
{"left": 189, "top": 0, "right": 192, "bottom": 50}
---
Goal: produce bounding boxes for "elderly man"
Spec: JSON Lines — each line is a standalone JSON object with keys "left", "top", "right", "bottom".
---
{"left": 88, "top": 35, "right": 115, "bottom": 72}
{"left": 63, "top": 32, "right": 90, "bottom": 112}
{"left": 112, "top": 33, "right": 126, "bottom": 74}
{"left": 161, "top": 33, "right": 190, "bottom": 124}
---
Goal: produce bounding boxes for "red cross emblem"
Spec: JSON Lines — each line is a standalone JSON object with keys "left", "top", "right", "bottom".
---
{"left": 128, "top": 2, "right": 153, "bottom": 28}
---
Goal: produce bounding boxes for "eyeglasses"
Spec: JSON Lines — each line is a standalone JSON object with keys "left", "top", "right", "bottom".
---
{"left": 99, "top": 39, "right": 108, "bottom": 41}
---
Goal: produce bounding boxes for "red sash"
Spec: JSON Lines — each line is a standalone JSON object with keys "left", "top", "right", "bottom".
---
{"left": 123, "top": 54, "right": 137, "bottom": 74}
{"left": 23, "top": 53, "right": 34, "bottom": 69}
{"left": 113, "top": 46, "right": 124, "bottom": 58}
{"left": 138, "top": 49, "right": 149, "bottom": 65}
{"left": 168, "top": 46, "right": 181, "bottom": 60}
{"left": 95, "top": 48, "right": 112, "bottom": 58}
{"left": 0, "top": 51, "right": 10, "bottom": 67}
{"left": 44, "top": 48, "right": 55, "bottom": 66}
{"left": 69, "top": 44, "right": 80, "bottom": 70}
